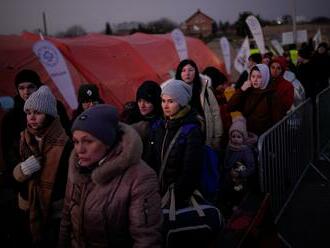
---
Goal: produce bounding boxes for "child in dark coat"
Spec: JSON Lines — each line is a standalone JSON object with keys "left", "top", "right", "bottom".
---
{"left": 224, "top": 116, "right": 258, "bottom": 192}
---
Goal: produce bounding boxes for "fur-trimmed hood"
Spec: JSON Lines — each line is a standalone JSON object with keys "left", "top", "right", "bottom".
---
{"left": 69, "top": 122, "right": 143, "bottom": 185}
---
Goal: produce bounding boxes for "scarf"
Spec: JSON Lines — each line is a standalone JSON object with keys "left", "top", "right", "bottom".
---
{"left": 20, "top": 118, "right": 68, "bottom": 242}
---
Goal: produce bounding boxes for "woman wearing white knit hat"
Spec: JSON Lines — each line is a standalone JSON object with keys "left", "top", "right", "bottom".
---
{"left": 12, "top": 85, "right": 72, "bottom": 247}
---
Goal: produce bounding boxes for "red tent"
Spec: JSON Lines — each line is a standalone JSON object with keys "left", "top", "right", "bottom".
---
{"left": 0, "top": 32, "right": 224, "bottom": 112}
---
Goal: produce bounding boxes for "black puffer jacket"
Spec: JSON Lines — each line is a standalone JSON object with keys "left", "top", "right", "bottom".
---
{"left": 147, "top": 108, "right": 203, "bottom": 206}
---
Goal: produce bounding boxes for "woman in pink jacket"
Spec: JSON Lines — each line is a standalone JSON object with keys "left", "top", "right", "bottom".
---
{"left": 58, "top": 104, "right": 162, "bottom": 248}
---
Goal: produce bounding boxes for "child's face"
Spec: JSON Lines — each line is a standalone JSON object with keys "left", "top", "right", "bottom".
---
{"left": 230, "top": 130, "right": 244, "bottom": 146}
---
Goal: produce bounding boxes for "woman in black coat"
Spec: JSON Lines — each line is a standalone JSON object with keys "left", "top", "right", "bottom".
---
{"left": 147, "top": 79, "right": 204, "bottom": 206}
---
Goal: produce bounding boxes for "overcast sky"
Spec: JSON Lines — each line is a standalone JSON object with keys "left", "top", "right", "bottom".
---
{"left": 1, "top": 0, "right": 330, "bottom": 35}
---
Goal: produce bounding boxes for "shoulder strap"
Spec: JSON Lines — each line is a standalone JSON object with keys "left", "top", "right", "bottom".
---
{"left": 159, "top": 127, "right": 182, "bottom": 182}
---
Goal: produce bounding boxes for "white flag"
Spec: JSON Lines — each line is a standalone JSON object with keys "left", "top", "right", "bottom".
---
{"left": 171, "top": 28, "right": 188, "bottom": 61}
{"left": 313, "top": 29, "right": 322, "bottom": 50}
{"left": 271, "top": 39, "right": 284, "bottom": 55}
{"left": 33, "top": 40, "right": 78, "bottom": 110}
{"left": 234, "top": 37, "right": 250, "bottom": 74}
{"left": 219, "top": 37, "right": 231, "bottom": 75}
{"left": 245, "top": 15, "right": 266, "bottom": 54}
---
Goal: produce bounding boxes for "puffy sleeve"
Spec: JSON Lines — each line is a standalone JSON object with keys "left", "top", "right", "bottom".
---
{"left": 129, "top": 163, "right": 162, "bottom": 248}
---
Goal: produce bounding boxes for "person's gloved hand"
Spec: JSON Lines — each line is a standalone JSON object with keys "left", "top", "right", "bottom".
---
{"left": 20, "top": 155, "right": 41, "bottom": 176}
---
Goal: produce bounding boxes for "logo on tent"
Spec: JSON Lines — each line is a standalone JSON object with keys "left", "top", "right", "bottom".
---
{"left": 36, "top": 45, "right": 59, "bottom": 67}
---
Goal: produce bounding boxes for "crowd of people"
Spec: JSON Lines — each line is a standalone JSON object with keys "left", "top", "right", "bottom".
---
{"left": 0, "top": 41, "right": 329, "bottom": 247}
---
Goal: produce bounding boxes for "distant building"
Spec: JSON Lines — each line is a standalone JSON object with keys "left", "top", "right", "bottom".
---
{"left": 181, "top": 9, "right": 215, "bottom": 37}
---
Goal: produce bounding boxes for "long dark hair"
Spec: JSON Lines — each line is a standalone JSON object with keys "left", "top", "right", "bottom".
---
{"left": 175, "top": 59, "right": 203, "bottom": 113}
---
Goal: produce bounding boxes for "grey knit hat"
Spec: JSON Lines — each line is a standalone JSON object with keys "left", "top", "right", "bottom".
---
{"left": 161, "top": 79, "right": 192, "bottom": 107}
{"left": 24, "top": 85, "right": 58, "bottom": 117}
{"left": 72, "top": 104, "right": 119, "bottom": 147}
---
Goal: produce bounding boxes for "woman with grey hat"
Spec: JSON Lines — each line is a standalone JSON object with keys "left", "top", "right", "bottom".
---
{"left": 146, "top": 79, "right": 204, "bottom": 207}
{"left": 58, "top": 104, "right": 162, "bottom": 248}
{"left": 12, "top": 86, "right": 72, "bottom": 247}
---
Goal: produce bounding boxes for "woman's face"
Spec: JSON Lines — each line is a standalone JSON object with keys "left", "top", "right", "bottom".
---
{"left": 73, "top": 130, "right": 109, "bottom": 167}
{"left": 181, "top": 64, "right": 196, "bottom": 85}
{"left": 138, "top": 99, "right": 154, "bottom": 116}
{"left": 26, "top": 109, "right": 46, "bottom": 130}
{"left": 161, "top": 95, "right": 181, "bottom": 118}
{"left": 17, "top": 82, "right": 38, "bottom": 101}
{"left": 270, "top": 62, "right": 282, "bottom": 78}
{"left": 230, "top": 130, "right": 244, "bottom": 146}
{"left": 250, "top": 70, "right": 263, "bottom": 89}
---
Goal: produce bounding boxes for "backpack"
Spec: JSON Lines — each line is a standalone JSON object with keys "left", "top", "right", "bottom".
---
{"left": 179, "top": 124, "right": 220, "bottom": 202}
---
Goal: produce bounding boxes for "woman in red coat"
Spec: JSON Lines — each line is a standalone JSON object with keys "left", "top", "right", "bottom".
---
{"left": 269, "top": 56, "right": 294, "bottom": 113}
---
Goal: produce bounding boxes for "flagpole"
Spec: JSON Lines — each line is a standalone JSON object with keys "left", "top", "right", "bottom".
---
{"left": 292, "top": 0, "right": 297, "bottom": 45}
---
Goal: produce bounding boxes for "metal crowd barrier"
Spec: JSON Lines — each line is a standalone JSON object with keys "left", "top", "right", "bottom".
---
{"left": 257, "top": 99, "right": 327, "bottom": 222}
{"left": 316, "top": 87, "right": 330, "bottom": 161}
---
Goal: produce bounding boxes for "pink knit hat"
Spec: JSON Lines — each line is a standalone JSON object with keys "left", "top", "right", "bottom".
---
{"left": 229, "top": 116, "right": 248, "bottom": 140}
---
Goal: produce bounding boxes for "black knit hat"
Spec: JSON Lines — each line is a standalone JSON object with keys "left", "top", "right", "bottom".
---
{"left": 72, "top": 104, "right": 119, "bottom": 147}
{"left": 78, "top": 84, "right": 101, "bottom": 103}
{"left": 15, "top": 69, "right": 42, "bottom": 88}
{"left": 136, "top": 80, "right": 161, "bottom": 108}
{"left": 202, "top": 66, "right": 227, "bottom": 89}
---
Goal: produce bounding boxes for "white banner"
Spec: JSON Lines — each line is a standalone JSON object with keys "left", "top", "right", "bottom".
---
{"left": 245, "top": 15, "right": 266, "bottom": 54}
{"left": 219, "top": 37, "right": 231, "bottom": 75}
{"left": 282, "top": 30, "right": 308, "bottom": 45}
{"left": 171, "top": 28, "right": 188, "bottom": 61}
{"left": 313, "top": 29, "right": 322, "bottom": 50}
{"left": 234, "top": 37, "right": 250, "bottom": 74}
{"left": 271, "top": 39, "right": 284, "bottom": 55}
{"left": 33, "top": 40, "right": 78, "bottom": 109}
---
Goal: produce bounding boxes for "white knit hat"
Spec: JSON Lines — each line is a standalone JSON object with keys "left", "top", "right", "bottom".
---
{"left": 24, "top": 86, "right": 58, "bottom": 117}
{"left": 161, "top": 79, "right": 192, "bottom": 107}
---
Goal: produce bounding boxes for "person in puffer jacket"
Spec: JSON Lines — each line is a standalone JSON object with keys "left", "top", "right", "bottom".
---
{"left": 58, "top": 104, "right": 162, "bottom": 248}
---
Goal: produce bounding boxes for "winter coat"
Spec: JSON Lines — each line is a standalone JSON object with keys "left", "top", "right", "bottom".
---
{"left": 227, "top": 87, "right": 285, "bottom": 136}
{"left": 12, "top": 118, "right": 71, "bottom": 242}
{"left": 224, "top": 133, "right": 258, "bottom": 178}
{"left": 283, "top": 70, "right": 305, "bottom": 108}
{"left": 58, "top": 123, "right": 162, "bottom": 248}
{"left": 296, "top": 61, "right": 317, "bottom": 98}
{"left": 132, "top": 116, "right": 162, "bottom": 165}
{"left": 269, "top": 76, "right": 294, "bottom": 114}
{"left": 1, "top": 96, "right": 71, "bottom": 189}
{"left": 200, "top": 74, "right": 223, "bottom": 150}
{"left": 146, "top": 108, "right": 204, "bottom": 206}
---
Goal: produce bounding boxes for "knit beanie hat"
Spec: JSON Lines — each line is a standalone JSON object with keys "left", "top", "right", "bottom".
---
{"left": 78, "top": 84, "right": 101, "bottom": 103}
{"left": 161, "top": 79, "right": 192, "bottom": 107}
{"left": 72, "top": 104, "right": 119, "bottom": 147}
{"left": 270, "top": 56, "right": 288, "bottom": 72}
{"left": 15, "top": 69, "right": 43, "bottom": 89}
{"left": 136, "top": 80, "right": 161, "bottom": 106}
{"left": 24, "top": 86, "right": 58, "bottom": 117}
{"left": 229, "top": 116, "right": 248, "bottom": 140}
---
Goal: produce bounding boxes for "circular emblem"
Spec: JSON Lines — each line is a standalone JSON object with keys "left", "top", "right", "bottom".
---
{"left": 37, "top": 45, "right": 59, "bottom": 67}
